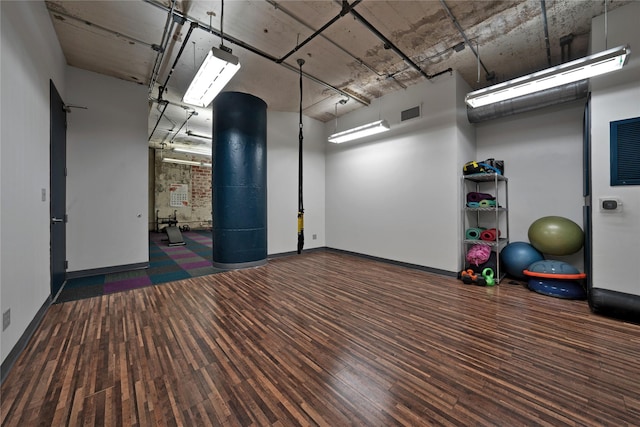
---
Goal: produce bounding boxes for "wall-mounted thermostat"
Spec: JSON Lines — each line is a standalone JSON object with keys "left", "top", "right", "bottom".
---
{"left": 599, "top": 197, "right": 623, "bottom": 212}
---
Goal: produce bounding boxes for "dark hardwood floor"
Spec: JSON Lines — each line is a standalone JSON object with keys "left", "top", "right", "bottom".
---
{"left": 2, "top": 250, "right": 639, "bottom": 426}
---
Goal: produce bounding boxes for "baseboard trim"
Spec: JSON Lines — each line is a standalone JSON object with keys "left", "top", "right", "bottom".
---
{"left": 326, "top": 247, "right": 458, "bottom": 277}
{"left": 268, "top": 247, "right": 327, "bottom": 259}
{"left": 1, "top": 296, "right": 51, "bottom": 385}
{"left": 66, "top": 262, "right": 149, "bottom": 279}
{"left": 269, "top": 246, "right": 457, "bottom": 277}
{"left": 212, "top": 259, "right": 267, "bottom": 270}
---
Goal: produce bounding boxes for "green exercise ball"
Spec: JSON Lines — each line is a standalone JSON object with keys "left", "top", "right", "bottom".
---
{"left": 528, "top": 216, "right": 584, "bottom": 256}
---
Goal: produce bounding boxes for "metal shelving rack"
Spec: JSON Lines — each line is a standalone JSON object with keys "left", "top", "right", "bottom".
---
{"left": 462, "top": 173, "right": 509, "bottom": 283}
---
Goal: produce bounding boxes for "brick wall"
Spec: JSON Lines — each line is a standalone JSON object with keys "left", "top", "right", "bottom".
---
{"left": 153, "top": 150, "right": 212, "bottom": 230}
{"left": 191, "top": 165, "right": 212, "bottom": 208}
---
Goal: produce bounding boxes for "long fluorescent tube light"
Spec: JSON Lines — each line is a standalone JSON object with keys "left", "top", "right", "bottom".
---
{"left": 162, "top": 158, "right": 211, "bottom": 168}
{"left": 465, "top": 44, "right": 630, "bottom": 108}
{"left": 173, "top": 147, "right": 211, "bottom": 156}
{"left": 328, "top": 119, "right": 390, "bottom": 144}
{"left": 183, "top": 46, "right": 241, "bottom": 108}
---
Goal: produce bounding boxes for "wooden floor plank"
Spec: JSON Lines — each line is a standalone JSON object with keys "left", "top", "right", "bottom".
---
{"left": 2, "top": 250, "right": 639, "bottom": 426}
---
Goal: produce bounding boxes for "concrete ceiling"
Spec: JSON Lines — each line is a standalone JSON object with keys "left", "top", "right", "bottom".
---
{"left": 45, "top": 0, "right": 629, "bottom": 151}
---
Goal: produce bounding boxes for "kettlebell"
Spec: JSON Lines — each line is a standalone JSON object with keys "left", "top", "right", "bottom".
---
{"left": 482, "top": 268, "right": 495, "bottom": 286}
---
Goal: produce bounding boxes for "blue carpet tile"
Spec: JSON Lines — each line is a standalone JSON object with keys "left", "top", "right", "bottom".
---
{"left": 56, "top": 230, "right": 222, "bottom": 303}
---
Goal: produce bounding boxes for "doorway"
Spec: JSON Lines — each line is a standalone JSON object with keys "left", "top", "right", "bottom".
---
{"left": 50, "top": 80, "right": 67, "bottom": 298}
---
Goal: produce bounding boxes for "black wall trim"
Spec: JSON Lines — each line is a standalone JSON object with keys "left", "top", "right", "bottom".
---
{"left": 66, "top": 262, "right": 149, "bottom": 279}
{"left": 589, "top": 288, "right": 640, "bottom": 324}
{"left": 268, "top": 247, "right": 327, "bottom": 259}
{"left": 1, "top": 296, "right": 51, "bottom": 385}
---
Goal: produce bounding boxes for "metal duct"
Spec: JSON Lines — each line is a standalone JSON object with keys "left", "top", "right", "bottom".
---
{"left": 466, "top": 79, "right": 589, "bottom": 123}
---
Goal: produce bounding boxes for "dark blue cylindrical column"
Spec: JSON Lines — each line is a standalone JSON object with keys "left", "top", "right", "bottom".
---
{"left": 212, "top": 92, "right": 267, "bottom": 269}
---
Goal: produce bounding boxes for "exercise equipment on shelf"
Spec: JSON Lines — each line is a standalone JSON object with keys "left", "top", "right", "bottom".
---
{"left": 482, "top": 268, "right": 496, "bottom": 286}
{"left": 465, "top": 227, "right": 484, "bottom": 240}
{"left": 480, "top": 228, "right": 500, "bottom": 242}
{"left": 466, "top": 244, "right": 491, "bottom": 267}
{"left": 461, "top": 171, "right": 509, "bottom": 284}
{"left": 460, "top": 269, "right": 487, "bottom": 286}
{"left": 459, "top": 268, "right": 496, "bottom": 287}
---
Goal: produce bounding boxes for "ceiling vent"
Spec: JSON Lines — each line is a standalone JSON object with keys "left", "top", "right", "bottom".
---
{"left": 401, "top": 106, "right": 421, "bottom": 122}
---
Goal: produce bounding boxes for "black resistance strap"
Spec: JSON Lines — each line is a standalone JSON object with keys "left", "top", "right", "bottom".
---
{"left": 297, "top": 58, "right": 305, "bottom": 254}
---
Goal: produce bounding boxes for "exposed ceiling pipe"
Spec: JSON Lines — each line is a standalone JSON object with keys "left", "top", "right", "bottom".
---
{"left": 149, "top": 104, "right": 170, "bottom": 143}
{"left": 143, "top": 0, "right": 369, "bottom": 107}
{"left": 143, "top": 0, "right": 278, "bottom": 62}
{"left": 278, "top": 63, "right": 368, "bottom": 107}
{"left": 439, "top": 0, "right": 494, "bottom": 81}
{"left": 170, "top": 110, "right": 197, "bottom": 143}
{"left": 157, "top": 22, "right": 195, "bottom": 101}
{"left": 265, "top": 0, "right": 406, "bottom": 89}
{"left": 341, "top": 4, "right": 436, "bottom": 80}
{"left": 560, "top": 33, "right": 574, "bottom": 63}
{"left": 427, "top": 68, "right": 453, "bottom": 80}
{"left": 540, "top": 0, "right": 552, "bottom": 67}
{"left": 46, "top": 8, "right": 156, "bottom": 50}
{"left": 149, "top": 21, "right": 196, "bottom": 141}
{"left": 148, "top": 0, "right": 178, "bottom": 94}
{"left": 277, "top": 0, "right": 363, "bottom": 64}
{"left": 386, "top": 57, "right": 453, "bottom": 82}
{"left": 466, "top": 79, "right": 588, "bottom": 123}
{"left": 149, "top": 97, "right": 192, "bottom": 111}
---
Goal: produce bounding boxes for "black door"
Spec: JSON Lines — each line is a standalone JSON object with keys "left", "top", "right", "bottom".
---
{"left": 583, "top": 96, "right": 593, "bottom": 300}
{"left": 50, "top": 81, "right": 67, "bottom": 298}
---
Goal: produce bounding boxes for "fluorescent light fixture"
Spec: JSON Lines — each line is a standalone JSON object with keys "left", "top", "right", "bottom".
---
{"left": 328, "top": 119, "right": 390, "bottom": 144}
{"left": 173, "top": 146, "right": 211, "bottom": 156}
{"left": 162, "top": 157, "right": 211, "bottom": 168}
{"left": 183, "top": 46, "right": 241, "bottom": 107}
{"left": 465, "top": 44, "right": 630, "bottom": 108}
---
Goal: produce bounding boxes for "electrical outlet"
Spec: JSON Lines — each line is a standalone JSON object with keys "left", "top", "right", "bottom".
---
{"left": 312, "top": 234, "right": 317, "bottom": 240}
{"left": 41, "top": 188, "right": 46, "bottom": 202}
{"left": 3, "top": 309, "right": 10, "bottom": 331}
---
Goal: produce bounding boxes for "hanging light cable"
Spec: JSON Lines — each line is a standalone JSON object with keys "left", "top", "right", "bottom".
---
{"left": 182, "top": 0, "right": 240, "bottom": 107}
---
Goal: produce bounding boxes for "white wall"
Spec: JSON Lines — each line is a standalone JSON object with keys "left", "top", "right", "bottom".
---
{"left": 66, "top": 67, "right": 149, "bottom": 272}
{"left": 590, "top": 2, "right": 640, "bottom": 294}
{"left": 1, "top": 0, "right": 67, "bottom": 363}
{"left": 475, "top": 101, "right": 585, "bottom": 269}
{"left": 267, "top": 111, "right": 325, "bottom": 254}
{"left": 455, "top": 72, "right": 478, "bottom": 261}
{"left": 325, "top": 73, "right": 466, "bottom": 272}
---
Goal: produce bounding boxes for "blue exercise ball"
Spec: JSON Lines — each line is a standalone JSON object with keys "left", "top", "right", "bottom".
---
{"left": 528, "top": 216, "right": 584, "bottom": 256}
{"left": 500, "top": 242, "right": 544, "bottom": 280}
